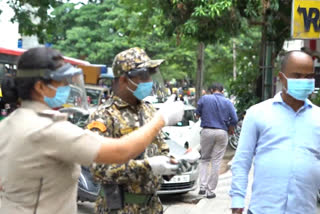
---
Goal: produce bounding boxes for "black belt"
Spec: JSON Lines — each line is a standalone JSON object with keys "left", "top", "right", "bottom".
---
{"left": 203, "top": 127, "right": 218, "bottom": 129}
{"left": 124, "top": 192, "right": 153, "bottom": 205}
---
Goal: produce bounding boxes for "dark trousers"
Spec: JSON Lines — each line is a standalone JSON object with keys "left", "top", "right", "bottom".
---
{"left": 247, "top": 210, "right": 253, "bottom": 214}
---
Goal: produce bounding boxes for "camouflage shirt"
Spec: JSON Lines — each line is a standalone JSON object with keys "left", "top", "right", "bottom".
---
{"left": 87, "top": 96, "right": 168, "bottom": 213}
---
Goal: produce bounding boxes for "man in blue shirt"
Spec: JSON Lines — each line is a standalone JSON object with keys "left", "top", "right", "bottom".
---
{"left": 230, "top": 51, "right": 320, "bottom": 214}
{"left": 196, "top": 83, "right": 238, "bottom": 199}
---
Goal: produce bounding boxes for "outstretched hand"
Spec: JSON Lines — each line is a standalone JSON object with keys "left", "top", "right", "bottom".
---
{"left": 157, "top": 95, "right": 184, "bottom": 126}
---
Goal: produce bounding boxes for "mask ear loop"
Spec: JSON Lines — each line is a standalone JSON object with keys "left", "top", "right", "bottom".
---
{"left": 39, "top": 83, "right": 56, "bottom": 99}
{"left": 47, "top": 84, "right": 57, "bottom": 91}
{"left": 126, "top": 77, "right": 138, "bottom": 94}
{"left": 280, "top": 72, "right": 288, "bottom": 92}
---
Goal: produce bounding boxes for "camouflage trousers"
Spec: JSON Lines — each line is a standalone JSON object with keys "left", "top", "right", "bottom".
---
{"left": 95, "top": 195, "right": 163, "bottom": 214}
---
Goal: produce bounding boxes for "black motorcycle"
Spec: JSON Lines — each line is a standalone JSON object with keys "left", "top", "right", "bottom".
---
{"left": 78, "top": 166, "right": 100, "bottom": 202}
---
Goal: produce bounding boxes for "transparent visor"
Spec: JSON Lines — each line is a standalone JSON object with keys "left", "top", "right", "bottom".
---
{"left": 146, "top": 71, "right": 170, "bottom": 103}
{"left": 63, "top": 73, "right": 89, "bottom": 110}
{"left": 16, "top": 63, "right": 89, "bottom": 111}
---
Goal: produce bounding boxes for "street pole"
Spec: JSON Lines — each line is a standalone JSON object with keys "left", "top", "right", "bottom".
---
{"left": 263, "top": 42, "right": 274, "bottom": 100}
{"left": 258, "top": 0, "right": 268, "bottom": 100}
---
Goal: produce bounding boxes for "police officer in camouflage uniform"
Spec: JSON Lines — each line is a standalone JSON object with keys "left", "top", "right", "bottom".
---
{"left": 87, "top": 47, "right": 178, "bottom": 214}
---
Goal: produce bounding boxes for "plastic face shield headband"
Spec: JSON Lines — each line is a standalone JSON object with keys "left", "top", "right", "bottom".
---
{"left": 16, "top": 64, "right": 88, "bottom": 110}
{"left": 16, "top": 63, "right": 83, "bottom": 81}
{"left": 126, "top": 67, "right": 158, "bottom": 81}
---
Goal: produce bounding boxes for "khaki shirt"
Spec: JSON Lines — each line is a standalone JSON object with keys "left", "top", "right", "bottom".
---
{"left": 0, "top": 101, "right": 102, "bottom": 214}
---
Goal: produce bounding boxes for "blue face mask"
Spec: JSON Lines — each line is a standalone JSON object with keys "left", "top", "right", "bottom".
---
{"left": 127, "top": 78, "right": 153, "bottom": 100}
{"left": 44, "top": 85, "right": 71, "bottom": 108}
{"left": 282, "top": 73, "right": 315, "bottom": 101}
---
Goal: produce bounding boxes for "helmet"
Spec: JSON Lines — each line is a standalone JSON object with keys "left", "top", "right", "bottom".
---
{"left": 112, "top": 47, "right": 164, "bottom": 78}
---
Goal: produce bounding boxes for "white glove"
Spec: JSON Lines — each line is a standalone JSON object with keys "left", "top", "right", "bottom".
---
{"left": 157, "top": 95, "right": 184, "bottom": 126}
{"left": 174, "top": 149, "right": 201, "bottom": 174}
{"left": 176, "top": 149, "right": 201, "bottom": 164}
{"left": 147, "top": 156, "right": 179, "bottom": 175}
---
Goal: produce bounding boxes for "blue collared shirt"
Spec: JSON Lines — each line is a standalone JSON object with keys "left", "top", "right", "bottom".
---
{"left": 230, "top": 92, "right": 320, "bottom": 214}
{"left": 196, "top": 93, "right": 238, "bottom": 131}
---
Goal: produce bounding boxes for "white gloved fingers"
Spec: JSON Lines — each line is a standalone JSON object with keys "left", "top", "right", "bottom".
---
{"left": 157, "top": 101, "right": 184, "bottom": 126}
{"left": 163, "top": 162, "right": 179, "bottom": 174}
{"left": 147, "top": 156, "right": 179, "bottom": 175}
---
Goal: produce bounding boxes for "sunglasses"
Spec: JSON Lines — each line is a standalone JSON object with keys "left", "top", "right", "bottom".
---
{"left": 126, "top": 67, "right": 158, "bottom": 80}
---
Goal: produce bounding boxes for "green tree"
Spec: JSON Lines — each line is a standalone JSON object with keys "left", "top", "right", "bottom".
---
{"left": 228, "top": 25, "right": 262, "bottom": 115}
{"left": 45, "top": 1, "right": 198, "bottom": 82}
{"left": 122, "top": 0, "right": 242, "bottom": 103}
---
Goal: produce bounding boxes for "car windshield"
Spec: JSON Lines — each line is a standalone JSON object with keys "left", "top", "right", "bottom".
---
{"left": 86, "top": 88, "right": 101, "bottom": 106}
{"left": 174, "top": 109, "right": 196, "bottom": 126}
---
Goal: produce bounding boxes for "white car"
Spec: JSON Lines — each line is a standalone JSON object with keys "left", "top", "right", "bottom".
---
{"left": 152, "top": 101, "right": 241, "bottom": 151}
{"left": 152, "top": 103, "right": 201, "bottom": 151}
{"left": 157, "top": 136, "right": 199, "bottom": 194}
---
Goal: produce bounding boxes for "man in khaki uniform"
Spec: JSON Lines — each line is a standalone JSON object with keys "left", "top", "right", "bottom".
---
{"left": 87, "top": 47, "right": 178, "bottom": 214}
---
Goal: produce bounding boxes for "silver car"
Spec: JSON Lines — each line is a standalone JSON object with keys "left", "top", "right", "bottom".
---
{"left": 157, "top": 135, "right": 199, "bottom": 195}
{"left": 144, "top": 99, "right": 200, "bottom": 194}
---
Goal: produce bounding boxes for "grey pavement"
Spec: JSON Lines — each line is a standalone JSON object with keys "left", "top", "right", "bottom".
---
{"left": 162, "top": 169, "right": 246, "bottom": 214}
{"left": 76, "top": 147, "right": 320, "bottom": 214}
{"left": 163, "top": 167, "right": 320, "bottom": 214}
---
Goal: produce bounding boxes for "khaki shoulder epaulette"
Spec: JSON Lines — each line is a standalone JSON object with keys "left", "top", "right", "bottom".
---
{"left": 38, "top": 110, "right": 68, "bottom": 121}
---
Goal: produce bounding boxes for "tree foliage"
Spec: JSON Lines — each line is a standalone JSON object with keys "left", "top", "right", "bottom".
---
{"left": 41, "top": 0, "right": 198, "bottom": 82}
{"left": 122, "top": 0, "right": 240, "bottom": 44}
{"left": 3, "top": 0, "right": 294, "bottom": 111}
{"left": 235, "top": 0, "right": 291, "bottom": 55}
{"left": 6, "top": 0, "right": 63, "bottom": 43}
{"left": 228, "top": 25, "right": 262, "bottom": 115}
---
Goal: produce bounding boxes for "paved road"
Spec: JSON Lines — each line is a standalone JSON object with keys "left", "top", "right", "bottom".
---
{"left": 77, "top": 146, "right": 320, "bottom": 214}
{"left": 78, "top": 191, "right": 320, "bottom": 214}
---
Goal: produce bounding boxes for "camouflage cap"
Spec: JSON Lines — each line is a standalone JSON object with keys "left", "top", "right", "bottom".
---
{"left": 112, "top": 47, "right": 164, "bottom": 77}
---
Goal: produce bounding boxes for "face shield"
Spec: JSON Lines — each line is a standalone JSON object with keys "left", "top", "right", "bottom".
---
{"left": 16, "top": 63, "right": 89, "bottom": 110}
{"left": 151, "top": 71, "right": 170, "bottom": 102}
{"left": 126, "top": 67, "right": 169, "bottom": 103}
{"left": 63, "top": 73, "right": 88, "bottom": 110}
{"left": 48, "top": 63, "right": 88, "bottom": 110}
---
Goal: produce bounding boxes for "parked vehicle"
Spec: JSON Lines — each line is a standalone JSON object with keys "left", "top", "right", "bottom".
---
{"left": 228, "top": 120, "right": 242, "bottom": 150}
{"left": 152, "top": 102, "right": 200, "bottom": 150}
{"left": 59, "top": 107, "right": 100, "bottom": 203}
{"left": 157, "top": 135, "right": 199, "bottom": 195}
{"left": 78, "top": 166, "right": 101, "bottom": 203}
{"left": 85, "top": 84, "right": 111, "bottom": 107}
